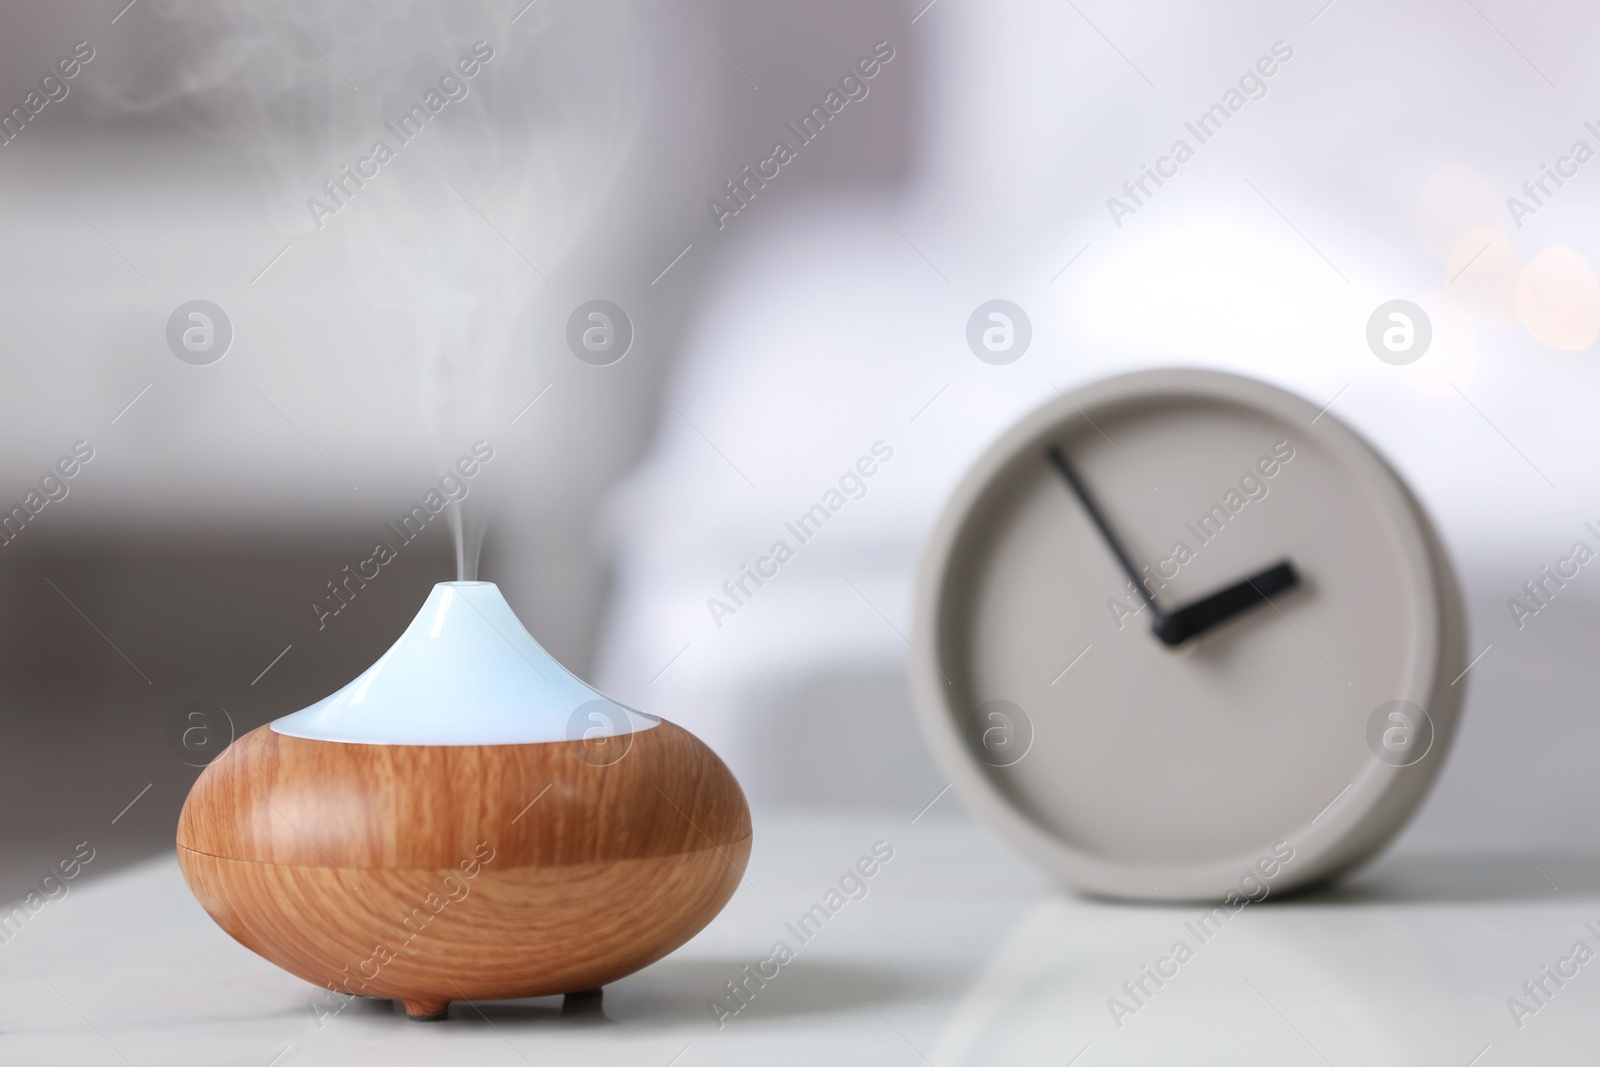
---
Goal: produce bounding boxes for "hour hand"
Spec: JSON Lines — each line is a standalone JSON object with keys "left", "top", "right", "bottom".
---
{"left": 1151, "top": 560, "right": 1299, "bottom": 646}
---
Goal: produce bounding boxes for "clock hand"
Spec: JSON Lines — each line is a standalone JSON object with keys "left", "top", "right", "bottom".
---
{"left": 1046, "top": 445, "right": 1159, "bottom": 613}
{"left": 1047, "top": 445, "right": 1301, "bottom": 647}
{"left": 1150, "top": 559, "right": 1299, "bottom": 646}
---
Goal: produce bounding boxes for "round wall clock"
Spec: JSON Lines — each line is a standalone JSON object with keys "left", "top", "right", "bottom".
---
{"left": 911, "top": 369, "right": 1465, "bottom": 901}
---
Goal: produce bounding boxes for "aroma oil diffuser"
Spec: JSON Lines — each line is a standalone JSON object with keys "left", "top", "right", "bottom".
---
{"left": 177, "top": 581, "right": 751, "bottom": 1020}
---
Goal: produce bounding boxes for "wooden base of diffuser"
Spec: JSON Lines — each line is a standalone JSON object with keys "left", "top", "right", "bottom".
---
{"left": 177, "top": 721, "right": 751, "bottom": 1018}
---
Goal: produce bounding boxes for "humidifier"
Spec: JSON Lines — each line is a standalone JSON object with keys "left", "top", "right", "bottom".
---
{"left": 176, "top": 581, "right": 751, "bottom": 1020}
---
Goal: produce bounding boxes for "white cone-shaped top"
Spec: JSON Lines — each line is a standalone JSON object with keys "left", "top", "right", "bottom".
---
{"left": 272, "top": 582, "right": 658, "bottom": 746}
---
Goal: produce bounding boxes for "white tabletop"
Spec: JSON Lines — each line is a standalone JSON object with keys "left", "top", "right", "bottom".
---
{"left": 1, "top": 814, "right": 1591, "bottom": 1065}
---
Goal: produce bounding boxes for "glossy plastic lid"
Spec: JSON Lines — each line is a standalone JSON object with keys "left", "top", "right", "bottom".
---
{"left": 271, "top": 581, "right": 657, "bottom": 746}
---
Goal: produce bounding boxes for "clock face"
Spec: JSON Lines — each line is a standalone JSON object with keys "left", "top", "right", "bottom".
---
{"left": 912, "top": 370, "right": 1465, "bottom": 900}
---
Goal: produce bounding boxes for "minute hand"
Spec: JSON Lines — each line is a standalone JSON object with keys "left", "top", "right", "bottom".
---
{"left": 1046, "top": 445, "right": 1299, "bottom": 647}
{"left": 1046, "top": 445, "right": 1161, "bottom": 615}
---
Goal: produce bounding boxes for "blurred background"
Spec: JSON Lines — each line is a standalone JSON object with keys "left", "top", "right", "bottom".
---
{"left": 3, "top": 0, "right": 1600, "bottom": 905}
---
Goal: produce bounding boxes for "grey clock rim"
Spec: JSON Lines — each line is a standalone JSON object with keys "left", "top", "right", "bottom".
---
{"left": 973, "top": 697, "right": 1035, "bottom": 768}
{"left": 907, "top": 367, "right": 1467, "bottom": 902}
{"left": 1366, "top": 698, "right": 1435, "bottom": 767}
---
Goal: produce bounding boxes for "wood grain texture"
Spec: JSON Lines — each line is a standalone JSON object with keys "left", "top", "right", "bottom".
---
{"left": 178, "top": 721, "right": 750, "bottom": 867}
{"left": 179, "top": 841, "right": 751, "bottom": 1014}
{"left": 176, "top": 721, "right": 751, "bottom": 1016}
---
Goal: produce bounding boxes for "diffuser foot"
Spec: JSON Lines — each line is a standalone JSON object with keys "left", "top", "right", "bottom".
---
{"left": 402, "top": 999, "right": 449, "bottom": 1021}
{"left": 562, "top": 987, "right": 604, "bottom": 1019}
